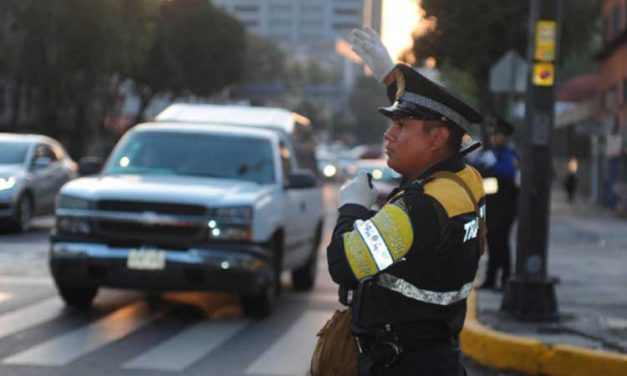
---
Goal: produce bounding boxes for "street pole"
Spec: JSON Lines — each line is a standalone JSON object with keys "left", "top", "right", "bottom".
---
{"left": 501, "top": 0, "right": 561, "bottom": 321}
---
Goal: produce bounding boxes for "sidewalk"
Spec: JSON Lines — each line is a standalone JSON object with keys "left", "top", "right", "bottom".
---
{"left": 461, "top": 190, "right": 627, "bottom": 375}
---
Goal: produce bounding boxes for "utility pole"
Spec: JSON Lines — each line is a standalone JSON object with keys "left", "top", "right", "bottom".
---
{"left": 501, "top": 0, "right": 561, "bottom": 321}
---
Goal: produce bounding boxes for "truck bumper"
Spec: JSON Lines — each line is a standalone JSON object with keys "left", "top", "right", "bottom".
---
{"left": 49, "top": 241, "right": 274, "bottom": 295}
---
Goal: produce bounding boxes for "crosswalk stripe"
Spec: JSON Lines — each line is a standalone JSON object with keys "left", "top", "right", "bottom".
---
{"left": 245, "top": 311, "right": 330, "bottom": 376}
{"left": 122, "top": 319, "right": 249, "bottom": 371}
{"left": 0, "top": 292, "right": 10, "bottom": 304}
{"left": 3, "top": 301, "right": 159, "bottom": 366}
{"left": 0, "top": 297, "right": 64, "bottom": 339}
{"left": 0, "top": 276, "right": 53, "bottom": 286}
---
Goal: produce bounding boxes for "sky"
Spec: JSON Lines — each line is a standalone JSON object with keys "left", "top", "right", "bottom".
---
{"left": 381, "top": 0, "right": 423, "bottom": 62}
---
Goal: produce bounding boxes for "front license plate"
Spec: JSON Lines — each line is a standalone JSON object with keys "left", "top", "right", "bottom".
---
{"left": 127, "top": 248, "right": 166, "bottom": 270}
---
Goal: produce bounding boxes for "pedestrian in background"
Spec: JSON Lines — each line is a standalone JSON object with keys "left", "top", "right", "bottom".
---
{"left": 324, "top": 27, "right": 485, "bottom": 376}
{"left": 475, "top": 118, "right": 519, "bottom": 291}
{"left": 564, "top": 156, "right": 579, "bottom": 203}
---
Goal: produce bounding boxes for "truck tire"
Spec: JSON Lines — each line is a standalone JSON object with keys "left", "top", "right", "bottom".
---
{"left": 240, "top": 266, "right": 277, "bottom": 318}
{"left": 291, "top": 224, "right": 321, "bottom": 291}
{"left": 56, "top": 283, "right": 98, "bottom": 309}
{"left": 241, "top": 238, "right": 281, "bottom": 318}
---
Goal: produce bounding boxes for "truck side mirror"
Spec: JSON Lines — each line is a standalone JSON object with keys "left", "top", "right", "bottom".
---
{"left": 285, "top": 170, "right": 317, "bottom": 189}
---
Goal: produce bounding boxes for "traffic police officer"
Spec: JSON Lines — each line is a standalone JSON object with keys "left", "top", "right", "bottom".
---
{"left": 477, "top": 118, "right": 519, "bottom": 290}
{"left": 325, "top": 27, "right": 486, "bottom": 375}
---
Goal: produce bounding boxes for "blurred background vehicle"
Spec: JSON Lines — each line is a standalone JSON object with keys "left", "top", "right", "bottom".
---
{"left": 346, "top": 158, "right": 401, "bottom": 209}
{"left": 0, "top": 133, "right": 77, "bottom": 232}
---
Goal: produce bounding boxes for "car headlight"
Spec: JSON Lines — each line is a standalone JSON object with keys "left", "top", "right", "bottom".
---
{"left": 322, "top": 164, "right": 337, "bottom": 178}
{"left": 0, "top": 177, "right": 16, "bottom": 191}
{"left": 206, "top": 206, "right": 252, "bottom": 241}
{"left": 57, "top": 195, "right": 94, "bottom": 210}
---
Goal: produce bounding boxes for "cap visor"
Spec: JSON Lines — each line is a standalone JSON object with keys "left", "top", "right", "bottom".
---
{"left": 378, "top": 105, "right": 413, "bottom": 119}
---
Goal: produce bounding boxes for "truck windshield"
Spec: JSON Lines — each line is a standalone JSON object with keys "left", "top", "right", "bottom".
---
{"left": 104, "top": 130, "right": 275, "bottom": 184}
{"left": 0, "top": 142, "right": 29, "bottom": 165}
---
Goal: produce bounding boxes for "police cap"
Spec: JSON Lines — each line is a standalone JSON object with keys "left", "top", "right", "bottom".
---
{"left": 378, "top": 64, "right": 483, "bottom": 132}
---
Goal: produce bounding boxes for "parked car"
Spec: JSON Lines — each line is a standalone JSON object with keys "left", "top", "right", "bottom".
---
{"left": 0, "top": 133, "right": 76, "bottom": 232}
{"left": 347, "top": 159, "right": 402, "bottom": 209}
{"left": 50, "top": 108, "right": 323, "bottom": 318}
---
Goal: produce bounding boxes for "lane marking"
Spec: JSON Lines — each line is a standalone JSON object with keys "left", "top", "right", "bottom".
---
{"left": 3, "top": 302, "right": 159, "bottom": 366}
{"left": 245, "top": 311, "right": 331, "bottom": 376}
{"left": 0, "top": 276, "right": 53, "bottom": 286}
{"left": 0, "top": 297, "right": 64, "bottom": 339}
{"left": 123, "top": 319, "right": 249, "bottom": 371}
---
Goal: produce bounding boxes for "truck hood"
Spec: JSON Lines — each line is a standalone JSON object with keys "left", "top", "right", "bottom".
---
{"left": 60, "top": 174, "right": 276, "bottom": 207}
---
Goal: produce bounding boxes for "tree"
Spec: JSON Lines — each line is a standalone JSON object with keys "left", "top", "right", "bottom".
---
{"left": 131, "top": 0, "right": 246, "bottom": 123}
{"left": 2, "top": 0, "right": 133, "bottom": 156}
{"left": 243, "top": 33, "right": 286, "bottom": 83}
{"left": 413, "top": 0, "right": 601, "bottom": 112}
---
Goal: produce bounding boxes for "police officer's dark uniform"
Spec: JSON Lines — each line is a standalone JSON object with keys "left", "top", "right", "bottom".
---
{"left": 478, "top": 119, "right": 519, "bottom": 289}
{"left": 327, "top": 64, "right": 486, "bottom": 376}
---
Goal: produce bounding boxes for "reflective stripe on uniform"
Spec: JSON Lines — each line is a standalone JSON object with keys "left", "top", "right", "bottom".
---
{"left": 355, "top": 220, "right": 394, "bottom": 271}
{"left": 377, "top": 273, "right": 473, "bottom": 306}
{"left": 343, "top": 203, "right": 414, "bottom": 280}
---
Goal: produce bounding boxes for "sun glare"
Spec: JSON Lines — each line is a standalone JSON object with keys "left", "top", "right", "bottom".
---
{"left": 381, "top": 0, "right": 423, "bottom": 61}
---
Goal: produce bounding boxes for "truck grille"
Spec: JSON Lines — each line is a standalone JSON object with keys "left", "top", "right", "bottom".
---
{"left": 97, "top": 200, "right": 205, "bottom": 215}
{"left": 93, "top": 200, "right": 206, "bottom": 245}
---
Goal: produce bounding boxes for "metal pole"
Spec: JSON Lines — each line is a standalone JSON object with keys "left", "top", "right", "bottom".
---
{"left": 501, "top": 0, "right": 561, "bottom": 321}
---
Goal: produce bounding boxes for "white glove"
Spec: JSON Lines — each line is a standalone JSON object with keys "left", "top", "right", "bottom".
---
{"left": 338, "top": 171, "right": 378, "bottom": 209}
{"left": 479, "top": 151, "right": 497, "bottom": 168}
{"left": 350, "top": 27, "right": 395, "bottom": 82}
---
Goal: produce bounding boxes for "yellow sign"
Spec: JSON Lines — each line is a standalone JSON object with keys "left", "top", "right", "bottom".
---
{"left": 535, "top": 20, "right": 557, "bottom": 61}
{"left": 533, "top": 63, "right": 555, "bottom": 86}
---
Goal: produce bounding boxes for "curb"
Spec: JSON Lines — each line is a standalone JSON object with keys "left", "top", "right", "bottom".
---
{"left": 460, "top": 290, "right": 627, "bottom": 376}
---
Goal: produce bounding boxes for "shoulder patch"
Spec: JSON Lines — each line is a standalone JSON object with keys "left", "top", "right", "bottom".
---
{"left": 342, "top": 203, "right": 414, "bottom": 280}
{"left": 423, "top": 178, "right": 475, "bottom": 218}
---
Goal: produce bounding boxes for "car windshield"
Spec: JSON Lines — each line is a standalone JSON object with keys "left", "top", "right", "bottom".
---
{"left": 104, "top": 130, "right": 275, "bottom": 184}
{"left": 0, "top": 142, "right": 29, "bottom": 164}
{"left": 356, "top": 165, "right": 401, "bottom": 184}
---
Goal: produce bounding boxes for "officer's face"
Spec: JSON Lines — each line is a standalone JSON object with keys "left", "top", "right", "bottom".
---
{"left": 384, "top": 118, "right": 446, "bottom": 179}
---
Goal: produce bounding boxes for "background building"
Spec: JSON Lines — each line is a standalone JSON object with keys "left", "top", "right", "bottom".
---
{"left": 213, "top": 0, "right": 380, "bottom": 64}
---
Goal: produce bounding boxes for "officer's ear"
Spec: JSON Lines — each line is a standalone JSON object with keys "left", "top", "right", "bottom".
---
{"left": 430, "top": 125, "right": 450, "bottom": 151}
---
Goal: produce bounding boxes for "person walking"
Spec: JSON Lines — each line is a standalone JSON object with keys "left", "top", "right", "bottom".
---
{"left": 325, "top": 27, "right": 485, "bottom": 376}
{"left": 476, "top": 118, "right": 519, "bottom": 290}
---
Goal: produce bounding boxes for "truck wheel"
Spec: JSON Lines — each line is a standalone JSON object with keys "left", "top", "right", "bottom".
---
{"left": 291, "top": 251, "right": 317, "bottom": 291}
{"left": 10, "top": 195, "right": 32, "bottom": 233}
{"left": 291, "top": 225, "right": 321, "bottom": 291}
{"left": 241, "top": 239, "right": 281, "bottom": 318}
{"left": 56, "top": 283, "right": 98, "bottom": 309}
{"left": 240, "top": 267, "right": 277, "bottom": 318}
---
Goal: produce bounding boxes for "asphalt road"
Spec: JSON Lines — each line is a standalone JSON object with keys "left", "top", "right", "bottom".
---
{"left": 0, "top": 184, "right": 521, "bottom": 375}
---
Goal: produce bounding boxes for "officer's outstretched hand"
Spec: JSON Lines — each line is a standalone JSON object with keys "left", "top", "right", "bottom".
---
{"left": 350, "top": 27, "right": 395, "bottom": 82}
{"left": 338, "top": 171, "right": 378, "bottom": 209}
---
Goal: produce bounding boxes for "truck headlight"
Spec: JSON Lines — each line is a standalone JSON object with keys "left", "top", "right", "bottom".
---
{"left": 207, "top": 206, "right": 252, "bottom": 221}
{"left": 57, "top": 195, "right": 94, "bottom": 210}
{"left": 0, "top": 177, "right": 16, "bottom": 191}
{"left": 206, "top": 206, "right": 252, "bottom": 241}
{"left": 56, "top": 217, "right": 91, "bottom": 235}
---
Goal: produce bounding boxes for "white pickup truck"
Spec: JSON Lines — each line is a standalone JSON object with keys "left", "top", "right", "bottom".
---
{"left": 50, "top": 106, "right": 323, "bottom": 317}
